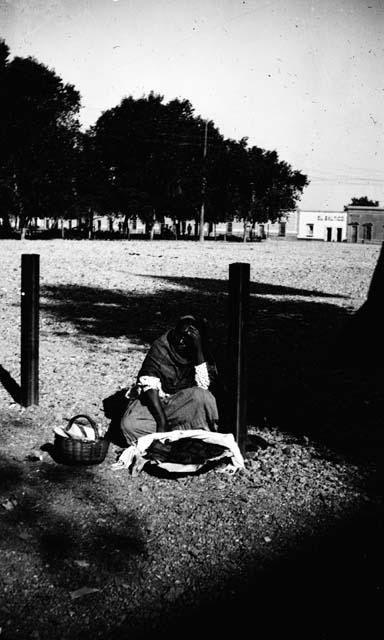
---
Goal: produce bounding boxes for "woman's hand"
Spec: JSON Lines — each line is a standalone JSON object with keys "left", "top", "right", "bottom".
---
{"left": 184, "top": 325, "right": 204, "bottom": 364}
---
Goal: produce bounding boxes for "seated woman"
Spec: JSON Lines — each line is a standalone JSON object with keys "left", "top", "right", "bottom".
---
{"left": 120, "top": 315, "right": 219, "bottom": 445}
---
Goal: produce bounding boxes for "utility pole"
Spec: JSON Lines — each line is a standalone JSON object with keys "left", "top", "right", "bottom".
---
{"left": 199, "top": 120, "right": 208, "bottom": 243}
{"left": 245, "top": 181, "right": 256, "bottom": 242}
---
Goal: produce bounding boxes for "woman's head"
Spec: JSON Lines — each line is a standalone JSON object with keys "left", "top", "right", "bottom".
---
{"left": 170, "top": 315, "right": 206, "bottom": 357}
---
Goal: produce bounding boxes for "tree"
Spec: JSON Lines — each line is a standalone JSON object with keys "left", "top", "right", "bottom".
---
{"left": 75, "top": 130, "right": 114, "bottom": 237}
{"left": 0, "top": 41, "right": 13, "bottom": 232}
{"left": 92, "top": 92, "right": 309, "bottom": 240}
{"left": 347, "top": 196, "right": 379, "bottom": 208}
{"left": 92, "top": 94, "right": 221, "bottom": 237}
{"left": 204, "top": 141, "right": 308, "bottom": 236}
{"left": 92, "top": 93, "right": 165, "bottom": 235}
{"left": 0, "top": 40, "right": 81, "bottom": 237}
{"left": 245, "top": 148, "right": 309, "bottom": 225}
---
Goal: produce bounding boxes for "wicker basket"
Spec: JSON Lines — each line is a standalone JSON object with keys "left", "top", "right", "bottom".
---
{"left": 54, "top": 414, "right": 110, "bottom": 465}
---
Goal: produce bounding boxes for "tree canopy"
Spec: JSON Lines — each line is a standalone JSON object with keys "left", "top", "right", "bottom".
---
{"left": 89, "top": 93, "right": 309, "bottom": 230}
{"left": 347, "top": 196, "right": 379, "bottom": 208}
{"left": 0, "top": 39, "right": 309, "bottom": 237}
{"left": 0, "top": 39, "right": 81, "bottom": 234}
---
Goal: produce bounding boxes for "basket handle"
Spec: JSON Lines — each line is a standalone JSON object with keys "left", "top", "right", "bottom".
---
{"left": 65, "top": 414, "right": 100, "bottom": 439}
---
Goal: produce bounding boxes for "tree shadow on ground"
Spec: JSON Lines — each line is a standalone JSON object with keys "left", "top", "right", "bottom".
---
{"left": 137, "top": 274, "right": 349, "bottom": 299}
{"left": 131, "top": 505, "right": 384, "bottom": 640}
{"left": 0, "top": 450, "right": 148, "bottom": 637}
{"left": 2, "top": 267, "right": 383, "bottom": 637}
{"left": 1, "top": 449, "right": 383, "bottom": 640}
{"left": 0, "top": 453, "right": 147, "bottom": 580}
{"left": 40, "top": 276, "right": 384, "bottom": 462}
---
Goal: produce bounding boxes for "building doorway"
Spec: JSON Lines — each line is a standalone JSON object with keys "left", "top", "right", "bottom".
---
{"left": 363, "top": 224, "right": 372, "bottom": 242}
{"left": 337, "top": 227, "right": 342, "bottom": 242}
{"left": 351, "top": 224, "right": 358, "bottom": 243}
{"left": 326, "top": 227, "right": 332, "bottom": 242}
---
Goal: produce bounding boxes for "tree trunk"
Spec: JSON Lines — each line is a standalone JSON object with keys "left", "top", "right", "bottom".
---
{"left": 243, "top": 222, "right": 247, "bottom": 242}
{"left": 1, "top": 211, "right": 12, "bottom": 233}
{"left": 88, "top": 209, "right": 94, "bottom": 239}
{"left": 338, "top": 240, "right": 384, "bottom": 366}
{"left": 122, "top": 214, "right": 130, "bottom": 238}
{"left": 19, "top": 215, "right": 30, "bottom": 240}
{"left": 199, "top": 205, "right": 205, "bottom": 242}
{"left": 194, "top": 215, "right": 199, "bottom": 240}
{"left": 148, "top": 209, "right": 156, "bottom": 240}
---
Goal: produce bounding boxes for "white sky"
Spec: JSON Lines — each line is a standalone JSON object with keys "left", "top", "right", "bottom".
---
{"left": 1, "top": 0, "right": 384, "bottom": 210}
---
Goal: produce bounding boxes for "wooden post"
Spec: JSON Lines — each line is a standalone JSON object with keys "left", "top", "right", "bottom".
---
{"left": 228, "top": 262, "right": 250, "bottom": 454}
{"left": 21, "top": 254, "right": 39, "bottom": 406}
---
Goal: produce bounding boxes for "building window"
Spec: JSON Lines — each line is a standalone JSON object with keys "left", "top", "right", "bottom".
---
{"left": 132, "top": 217, "right": 137, "bottom": 230}
{"left": 306, "top": 223, "right": 314, "bottom": 237}
{"left": 279, "top": 221, "right": 286, "bottom": 237}
{"left": 363, "top": 224, "right": 372, "bottom": 241}
{"left": 227, "top": 221, "right": 233, "bottom": 234}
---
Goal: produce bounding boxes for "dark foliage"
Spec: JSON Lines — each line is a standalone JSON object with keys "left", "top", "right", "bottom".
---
{"left": 0, "top": 39, "right": 308, "bottom": 236}
{"left": 0, "top": 39, "right": 81, "bottom": 234}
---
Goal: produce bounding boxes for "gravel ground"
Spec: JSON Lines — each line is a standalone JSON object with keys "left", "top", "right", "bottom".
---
{"left": 0, "top": 239, "right": 383, "bottom": 640}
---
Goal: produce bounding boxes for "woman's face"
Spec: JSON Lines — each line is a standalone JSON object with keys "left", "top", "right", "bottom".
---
{"left": 171, "top": 321, "right": 196, "bottom": 356}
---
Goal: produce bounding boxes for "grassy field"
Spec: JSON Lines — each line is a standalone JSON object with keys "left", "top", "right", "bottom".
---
{"left": 0, "top": 238, "right": 383, "bottom": 639}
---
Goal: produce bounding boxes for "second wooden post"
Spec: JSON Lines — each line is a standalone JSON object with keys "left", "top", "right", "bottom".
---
{"left": 21, "top": 253, "right": 40, "bottom": 407}
{"left": 228, "top": 262, "right": 250, "bottom": 455}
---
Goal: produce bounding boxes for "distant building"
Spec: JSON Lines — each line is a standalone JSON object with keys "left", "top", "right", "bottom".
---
{"left": 266, "top": 211, "right": 298, "bottom": 239}
{"left": 213, "top": 212, "right": 298, "bottom": 240}
{"left": 345, "top": 205, "right": 384, "bottom": 244}
{"left": 297, "top": 210, "right": 347, "bottom": 242}
{"left": 214, "top": 219, "right": 266, "bottom": 240}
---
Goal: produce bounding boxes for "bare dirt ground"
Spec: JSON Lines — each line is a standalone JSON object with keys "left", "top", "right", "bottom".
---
{"left": 0, "top": 239, "right": 383, "bottom": 639}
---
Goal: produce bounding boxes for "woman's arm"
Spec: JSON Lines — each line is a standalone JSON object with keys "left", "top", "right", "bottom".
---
{"left": 143, "top": 388, "right": 168, "bottom": 432}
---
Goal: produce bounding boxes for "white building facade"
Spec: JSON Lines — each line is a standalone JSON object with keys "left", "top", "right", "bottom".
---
{"left": 297, "top": 210, "right": 347, "bottom": 242}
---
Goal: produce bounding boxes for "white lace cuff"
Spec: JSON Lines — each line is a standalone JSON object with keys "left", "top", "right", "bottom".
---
{"left": 137, "top": 376, "right": 166, "bottom": 398}
{"left": 194, "top": 362, "right": 210, "bottom": 390}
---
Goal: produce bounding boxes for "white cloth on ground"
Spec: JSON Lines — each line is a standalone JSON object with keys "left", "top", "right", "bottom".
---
{"left": 112, "top": 429, "right": 245, "bottom": 475}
